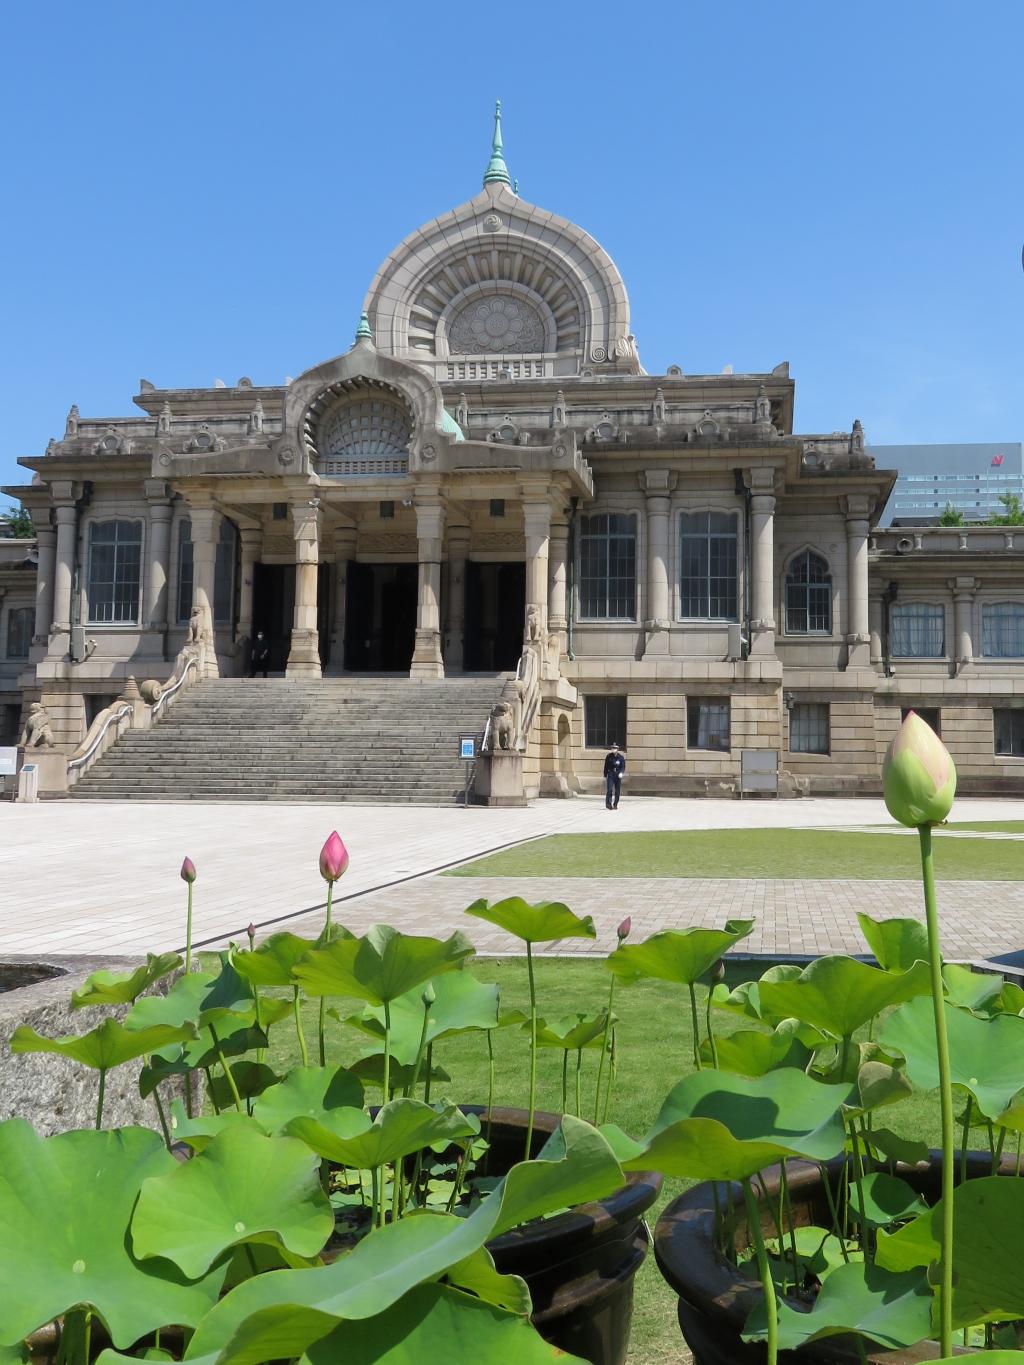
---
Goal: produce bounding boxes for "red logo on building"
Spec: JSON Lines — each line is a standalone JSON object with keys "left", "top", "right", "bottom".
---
{"left": 992, "top": 454, "right": 1005, "bottom": 466}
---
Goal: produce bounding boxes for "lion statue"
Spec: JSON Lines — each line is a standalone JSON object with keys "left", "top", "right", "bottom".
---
{"left": 20, "top": 702, "right": 55, "bottom": 749}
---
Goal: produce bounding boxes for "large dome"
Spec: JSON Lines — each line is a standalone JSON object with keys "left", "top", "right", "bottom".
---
{"left": 362, "top": 103, "right": 638, "bottom": 382}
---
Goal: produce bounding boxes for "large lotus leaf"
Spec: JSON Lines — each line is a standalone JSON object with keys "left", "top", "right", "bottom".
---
{"left": 700, "top": 1020, "right": 811, "bottom": 1076}
{"left": 758, "top": 955, "right": 931, "bottom": 1039}
{"left": 444, "top": 1246, "right": 531, "bottom": 1315}
{"left": 138, "top": 1024, "right": 269, "bottom": 1097}
{"left": 126, "top": 971, "right": 218, "bottom": 1029}
{"left": 930, "top": 1356, "right": 1024, "bottom": 1364}
{"left": 286, "top": 1097, "right": 475, "bottom": 1170}
{"left": 863, "top": 1127, "right": 929, "bottom": 1166}
{"left": 167, "top": 1100, "right": 259, "bottom": 1150}
{"left": 881, "top": 995, "right": 1024, "bottom": 1119}
{"left": 132, "top": 1123, "right": 333, "bottom": 1278}
{"left": 464, "top": 896, "right": 596, "bottom": 945}
{"left": 620, "top": 1068, "right": 848, "bottom": 1181}
{"left": 348, "top": 1052, "right": 451, "bottom": 1091}
{"left": 856, "top": 912, "right": 929, "bottom": 972}
{"left": 71, "top": 953, "right": 183, "bottom": 1008}
{"left": 231, "top": 932, "right": 323, "bottom": 988}
{"left": 301, "top": 1284, "right": 583, "bottom": 1364}
{"left": 853, "top": 1172, "right": 929, "bottom": 1227}
{"left": 743, "top": 1261, "right": 932, "bottom": 1351}
{"left": 993, "top": 982, "right": 1024, "bottom": 1017}
{"left": 877, "top": 1176, "right": 1024, "bottom": 1329}
{"left": 532, "top": 1012, "right": 609, "bottom": 1050}
{"left": 207, "top": 1062, "right": 280, "bottom": 1109}
{"left": 251, "top": 1065, "right": 364, "bottom": 1134}
{"left": 344, "top": 973, "right": 501, "bottom": 1065}
{"left": 943, "top": 963, "right": 1005, "bottom": 1014}
{"left": 845, "top": 1050, "right": 913, "bottom": 1117}
{"left": 0, "top": 1120, "right": 224, "bottom": 1347}
{"left": 293, "top": 926, "right": 475, "bottom": 1005}
{"left": 606, "top": 920, "right": 754, "bottom": 986}
{"left": 711, "top": 963, "right": 804, "bottom": 1023}
{"left": 10, "top": 1018, "right": 195, "bottom": 1071}
{"left": 194, "top": 956, "right": 258, "bottom": 1022}
{"left": 183, "top": 1116, "right": 620, "bottom": 1363}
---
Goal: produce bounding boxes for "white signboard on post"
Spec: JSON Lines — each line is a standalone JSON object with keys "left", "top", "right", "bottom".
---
{"left": 0, "top": 748, "right": 18, "bottom": 777}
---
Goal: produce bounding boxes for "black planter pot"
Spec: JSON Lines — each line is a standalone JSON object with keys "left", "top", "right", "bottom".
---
{"left": 654, "top": 1153, "right": 1002, "bottom": 1363}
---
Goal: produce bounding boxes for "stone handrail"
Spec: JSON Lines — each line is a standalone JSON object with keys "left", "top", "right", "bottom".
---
{"left": 67, "top": 703, "right": 133, "bottom": 773}
{"left": 152, "top": 651, "right": 199, "bottom": 720}
{"left": 872, "top": 526, "right": 1023, "bottom": 555}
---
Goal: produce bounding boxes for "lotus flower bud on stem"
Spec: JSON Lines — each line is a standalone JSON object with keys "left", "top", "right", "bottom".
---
{"left": 422, "top": 983, "right": 436, "bottom": 1008}
{"left": 180, "top": 857, "right": 197, "bottom": 884}
{"left": 246, "top": 923, "right": 256, "bottom": 949}
{"left": 616, "top": 916, "right": 632, "bottom": 942}
{"left": 319, "top": 831, "right": 350, "bottom": 883}
{"left": 883, "top": 711, "right": 957, "bottom": 828}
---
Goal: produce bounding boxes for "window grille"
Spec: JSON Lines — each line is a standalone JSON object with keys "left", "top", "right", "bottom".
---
{"left": 579, "top": 514, "right": 637, "bottom": 620}
{"left": 177, "top": 521, "right": 194, "bottom": 624}
{"left": 890, "top": 604, "right": 945, "bottom": 657}
{"left": 982, "top": 603, "right": 1024, "bottom": 658}
{"left": 785, "top": 551, "right": 832, "bottom": 634}
{"left": 87, "top": 520, "right": 142, "bottom": 624}
{"left": 680, "top": 512, "right": 738, "bottom": 619}
{"left": 994, "top": 709, "right": 1024, "bottom": 757}
{"left": 687, "top": 697, "right": 730, "bottom": 751}
{"left": 4, "top": 606, "right": 32, "bottom": 658}
{"left": 790, "top": 703, "right": 829, "bottom": 754}
{"left": 584, "top": 695, "right": 627, "bottom": 749}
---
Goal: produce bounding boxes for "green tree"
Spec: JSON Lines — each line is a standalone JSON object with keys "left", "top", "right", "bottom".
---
{"left": 988, "top": 492, "right": 1024, "bottom": 526}
{"left": 1, "top": 505, "right": 34, "bottom": 539}
{"left": 938, "top": 503, "right": 965, "bottom": 526}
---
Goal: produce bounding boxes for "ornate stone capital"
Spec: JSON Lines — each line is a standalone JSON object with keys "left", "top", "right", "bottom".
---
{"left": 143, "top": 479, "right": 172, "bottom": 504}
{"left": 841, "top": 494, "right": 872, "bottom": 522}
{"left": 639, "top": 469, "right": 678, "bottom": 496}
{"left": 947, "top": 575, "right": 980, "bottom": 598}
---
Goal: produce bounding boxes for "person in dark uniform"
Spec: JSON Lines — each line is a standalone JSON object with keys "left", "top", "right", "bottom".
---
{"left": 249, "top": 630, "right": 271, "bottom": 678}
{"left": 603, "top": 741, "right": 625, "bottom": 810}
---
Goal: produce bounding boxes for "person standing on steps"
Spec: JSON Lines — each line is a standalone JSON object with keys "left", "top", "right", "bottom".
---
{"left": 603, "top": 741, "right": 625, "bottom": 810}
{"left": 249, "top": 630, "right": 270, "bottom": 678}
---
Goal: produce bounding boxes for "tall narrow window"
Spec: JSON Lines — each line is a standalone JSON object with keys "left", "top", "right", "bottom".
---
{"left": 687, "top": 697, "right": 731, "bottom": 751}
{"left": 890, "top": 603, "right": 944, "bottom": 657}
{"left": 5, "top": 606, "right": 33, "bottom": 658}
{"left": 982, "top": 603, "right": 1024, "bottom": 658}
{"left": 87, "top": 520, "right": 142, "bottom": 624}
{"left": 214, "top": 518, "right": 238, "bottom": 625}
{"left": 679, "top": 512, "right": 738, "bottom": 619}
{"left": 579, "top": 513, "right": 637, "bottom": 620}
{"left": 584, "top": 695, "right": 627, "bottom": 749}
{"left": 785, "top": 551, "right": 832, "bottom": 634}
{"left": 789, "top": 702, "right": 829, "bottom": 754}
{"left": 177, "top": 520, "right": 194, "bottom": 623}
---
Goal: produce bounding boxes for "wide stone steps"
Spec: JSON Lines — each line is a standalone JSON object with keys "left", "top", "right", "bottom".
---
{"left": 71, "top": 676, "right": 503, "bottom": 804}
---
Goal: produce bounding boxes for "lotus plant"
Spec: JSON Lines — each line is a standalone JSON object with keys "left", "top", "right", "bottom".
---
{"left": 179, "top": 855, "right": 196, "bottom": 972}
{"left": 316, "top": 829, "right": 350, "bottom": 1063}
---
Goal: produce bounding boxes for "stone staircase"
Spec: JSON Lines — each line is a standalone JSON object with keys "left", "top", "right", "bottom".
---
{"left": 71, "top": 677, "right": 504, "bottom": 803}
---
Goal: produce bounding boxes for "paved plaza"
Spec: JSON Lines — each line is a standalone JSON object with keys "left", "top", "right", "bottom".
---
{"left": 2, "top": 795, "right": 1024, "bottom": 962}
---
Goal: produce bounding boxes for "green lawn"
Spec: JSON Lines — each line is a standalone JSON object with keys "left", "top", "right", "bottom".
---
{"left": 444, "top": 828, "right": 1024, "bottom": 881}
{"left": 260, "top": 956, "right": 947, "bottom": 1365}
{"left": 948, "top": 821, "right": 1024, "bottom": 833}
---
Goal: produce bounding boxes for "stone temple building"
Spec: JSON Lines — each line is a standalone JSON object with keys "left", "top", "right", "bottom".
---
{"left": 4, "top": 106, "right": 1024, "bottom": 800}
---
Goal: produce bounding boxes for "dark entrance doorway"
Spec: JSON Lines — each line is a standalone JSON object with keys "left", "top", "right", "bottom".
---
{"left": 345, "top": 562, "right": 418, "bottom": 672}
{"left": 464, "top": 561, "right": 525, "bottom": 672}
{"left": 252, "top": 564, "right": 294, "bottom": 672}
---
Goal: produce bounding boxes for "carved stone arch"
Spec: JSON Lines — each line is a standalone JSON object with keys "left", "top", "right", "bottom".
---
{"left": 436, "top": 280, "right": 559, "bottom": 358}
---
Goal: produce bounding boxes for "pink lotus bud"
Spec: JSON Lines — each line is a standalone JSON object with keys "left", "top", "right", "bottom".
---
{"left": 883, "top": 711, "right": 957, "bottom": 828}
{"left": 180, "top": 857, "right": 197, "bottom": 884}
{"left": 617, "top": 916, "right": 632, "bottom": 942}
{"left": 319, "top": 831, "right": 350, "bottom": 883}
{"left": 246, "top": 923, "right": 256, "bottom": 948}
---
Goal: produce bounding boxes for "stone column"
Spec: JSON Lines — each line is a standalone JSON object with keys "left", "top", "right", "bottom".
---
{"left": 330, "top": 525, "right": 357, "bottom": 665}
{"left": 188, "top": 505, "right": 221, "bottom": 678}
{"left": 32, "top": 523, "right": 56, "bottom": 646}
{"left": 236, "top": 527, "right": 262, "bottom": 643}
{"left": 844, "top": 495, "right": 872, "bottom": 668}
{"left": 746, "top": 469, "right": 777, "bottom": 657}
{"left": 286, "top": 502, "right": 322, "bottom": 678}
{"left": 410, "top": 501, "right": 446, "bottom": 679}
{"left": 51, "top": 501, "right": 78, "bottom": 639}
{"left": 868, "top": 589, "right": 884, "bottom": 667}
{"left": 641, "top": 470, "right": 676, "bottom": 657}
{"left": 522, "top": 497, "right": 551, "bottom": 638}
{"left": 144, "top": 481, "right": 173, "bottom": 641}
{"left": 445, "top": 523, "right": 471, "bottom": 673}
{"left": 547, "top": 517, "right": 570, "bottom": 663}
{"left": 950, "top": 575, "right": 979, "bottom": 672}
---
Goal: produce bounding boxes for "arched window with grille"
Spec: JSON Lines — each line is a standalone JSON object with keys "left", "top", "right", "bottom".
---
{"left": 785, "top": 550, "right": 832, "bottom": 635}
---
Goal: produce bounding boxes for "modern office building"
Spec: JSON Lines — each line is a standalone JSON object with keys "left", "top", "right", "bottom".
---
{"left": 872, "top": 442, "right": 1024, "bottom": 525}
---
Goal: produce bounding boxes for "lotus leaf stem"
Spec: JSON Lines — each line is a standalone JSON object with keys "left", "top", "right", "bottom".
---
{"left": 848, "top": 1120, "right": 869, "bottom": 1256}
{"left": 960, "top": 1095, "right": 973, "bottom": 1183}
{"left": 561, "top": 1050, "right": 569, "bottom": 1114}
{"left": 917, "top": 823, "right": 954, "bottom": 1356}
{"left": 687, "top": 982, "right": 702, "bottom": 1070}
{"left": 318, "top": 882, "right": 334, "bottom": 1066}
{"left": 1017, "top": 1131, "right": 1022, "bottom": 1176}
{"left": 383, "top": 1000, "right": 392, "bottom": 1103}
{"left": 407, "top": 996, "right": 432, "bottom": 1099}
{"left": 594, "top": 977, "right": 616, "bottom": 1123}
{"left": 83, "top": 1308, "right": 92, "bottom": 1365}
{"left": 817, "top": 1163, "right": 850, "bottom": 1262}
{"left": 371, "top": 1166, "right": 381, "bottom": 1230}
{"left": 601, "top": 1026, "right": 618, "bottom": 1124}
{"left": 485, "top": 1029, "right": 494, "bottom": 1151}
{"left": 185, "top": 882, "right": 193, "bottom": 974}
{"left": 152, "top": 1084, "right": 173, "bottom": 1150}
{"left": 424, "top": 1043, "right": 433, "bottom": 1104}
{"left": 293, "top": 985, "right": 309, "bottom": 1068}
{"left": 209, "top": 1022, "right": 243, "bottom": 1112}
{"left": 525, "top": 940, "right": 538, "bottom": 1160}
{"left": 779, "top": 1159, "right": 800, "bottom": 1287}
{"left": 575, "top": 1047, "right": 582, "bottom": 1118}
{"left": 705, "top": 981, "right": 719, "bottom": 1068}
{"left": 95, "top": 1068, "right": 106, "bottom": 1131}
{"left": 204, "top": 1064, "right": 220, "bottom": 1114}
{"left": 743, "top": 1177, "right": 777, "bottom": 1365}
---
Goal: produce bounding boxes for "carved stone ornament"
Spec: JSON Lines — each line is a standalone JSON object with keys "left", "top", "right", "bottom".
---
{"left": 139, "top": 679, "right": 163, "bottom": 704}
{"left": 484, "top": 700, "right": 515, "bottom": 752}
{"left": 652, "top": 388, "right": 666, "bottom": 423}
{"left": 694, "top": 410, "right": 720, "bottom": 437}
{"left": 249, "top": 399, "right": 264, "bottom": 434}
{"left": 613, "top": 335, "right": 639, "bottom": 362}
{"left": 488, "top": 415, "right": 520, "bottom": 444}
{"left": 524, "top": 603, "right": 542, "bottom": 643}
{"left": 95, "top": 426, "right": 123, "bottom": 455}
{"left": 157, "top": 402, "right": 172, "bottom": 434}
{"left": 65, "top": 405, "right": 80, "bottom": 438}
{"left": 421, "top": 444, "right": 437, "bottom": 462}
{"left": 850, "top": 418, "right": 865, "bottom": 454}
{"left": 456, "top": 393, "right": 469, "bottom": 427}
{"left": 586, "top": 413, "right": 618, "bottom": 442}
{"left": 449, "top": 295, "right": 545, "bottom": 354}
{"left": 278, "top": 446, "right": 296, "bottom": 466}
{"left": 481, "top": 213, "right": 503, "bottom": 233}
{"left": 590, "top": 345, "right": 608, "bottom": 363}
{"left": 186, "top": 425, "right": 216, "bottom": 453}
{"left": 158, "top": 452, "right": 172, "bottom": 467}
{"left": 20, "top": 702, "right": 55, "bottom": 749}
{"left": 553, "top": 441, "right": 569, "bottom": 461}
{"left": 552, "top": 391, "right": 566, "bottom": 427}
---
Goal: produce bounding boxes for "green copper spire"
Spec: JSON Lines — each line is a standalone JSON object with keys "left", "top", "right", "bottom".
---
{"left": 355, "top": 312, "right": 372, "bottom": 342}
{"left": 482, "top": 99, "right": 511, "bottom": 188}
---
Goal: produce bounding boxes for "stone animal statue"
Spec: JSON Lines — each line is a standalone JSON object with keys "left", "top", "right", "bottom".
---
{"left": 185, "top": 605, "right": 208, "bottom": 645}
{"left": 487, "top": 701, "right": 515, "bottom": 752}
{"left": 524, "top": 603, "right": 542, "bottom": 644}
{"left": 20, "top": 702, "right": 54, "bottom": 749}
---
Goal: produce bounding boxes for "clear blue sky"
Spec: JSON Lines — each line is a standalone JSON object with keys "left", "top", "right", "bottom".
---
{"left": 2, "top": 1, "right": 1022, "bottom": 498}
